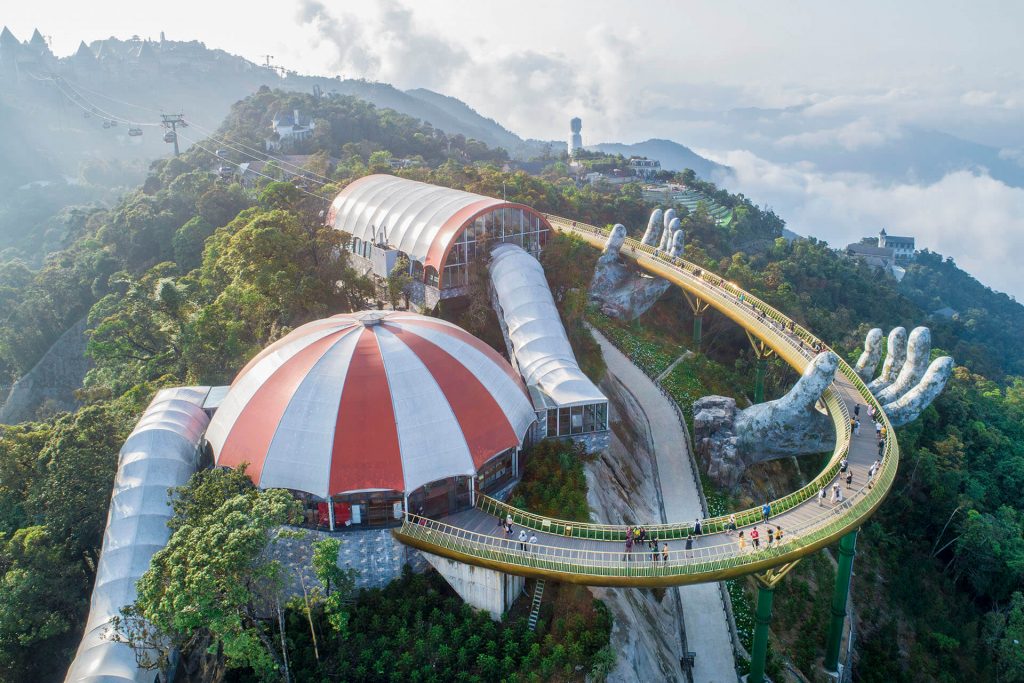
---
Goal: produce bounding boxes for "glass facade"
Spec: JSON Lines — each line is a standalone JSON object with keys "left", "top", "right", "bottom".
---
{"left": 547, "top": 402, "right": 608, "bottom": 437}
{"left": 441, "top": 207, "right": 550, "bottom": 289}
{"left": 344, "top": 205, "right": 550, "bottom": 293}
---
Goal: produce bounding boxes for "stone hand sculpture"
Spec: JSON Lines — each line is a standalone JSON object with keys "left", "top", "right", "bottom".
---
{"left": 854, "top": 326, "right": 954, "bottom": 427}
{"left": 590, "top": 209, "right": 684, "bottom": 320}
{"left": 694, "top": 327, "right": 954, "bottom": 487}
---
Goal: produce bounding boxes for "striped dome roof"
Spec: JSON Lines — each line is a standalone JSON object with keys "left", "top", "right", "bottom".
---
{"left": 205, "top": 311, "right": 535, "bottom": 498}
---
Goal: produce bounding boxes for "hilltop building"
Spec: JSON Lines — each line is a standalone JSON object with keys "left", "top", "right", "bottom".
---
{"left": 629, "top": 157, "right": 661, "bottom": 179}
{"left": 878, "top": 228, "right": 915, "bottom": 265}
{"left": 844, "top": 228, "right": 915, "bottom": 280}
{"left": 265, "top": 108, "right": 316, "bottom": 151}
{"left": 326, "top": 174, "right": 553, "bottom": 310}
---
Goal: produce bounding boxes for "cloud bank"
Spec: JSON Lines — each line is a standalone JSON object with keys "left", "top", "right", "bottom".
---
{"left": 709, "top": 150, "right": 1024, "bottom": 301}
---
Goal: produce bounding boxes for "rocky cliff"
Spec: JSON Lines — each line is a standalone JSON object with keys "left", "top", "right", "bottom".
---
{"left": 584, "top": 373, "right": 687, "bottom": 681}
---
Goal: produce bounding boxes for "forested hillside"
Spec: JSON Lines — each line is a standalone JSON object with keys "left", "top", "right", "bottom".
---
{"left": 1, "top": 87, "right": 1023, "bottom": 682}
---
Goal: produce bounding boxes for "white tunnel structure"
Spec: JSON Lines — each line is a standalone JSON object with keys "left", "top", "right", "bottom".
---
{"left": 65, "top": 387, "right": 210, "bottom": 683}
{"left": 489, "top": 244, "right": 608, "bottom": 438}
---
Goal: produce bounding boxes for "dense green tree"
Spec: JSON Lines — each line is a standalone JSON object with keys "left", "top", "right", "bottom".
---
{"left": 115, "top": 468, "right": 302, "bottom": 680}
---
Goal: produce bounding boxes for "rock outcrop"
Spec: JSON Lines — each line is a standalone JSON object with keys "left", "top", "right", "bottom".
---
{"left": 694, "top": 327, "right": 954, "bottom": 487}
{"left": 584, "top": 373, "right": 687, "bottom": 681}
{"left": 0, "top": 316, "right": 91, "bottom": 424}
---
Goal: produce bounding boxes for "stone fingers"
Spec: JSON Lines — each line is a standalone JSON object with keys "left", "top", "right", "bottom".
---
{"left": 867, "top": 327, "right": 907, "bottom": 393}
{"left": 641, "top": 208, "right": 663, "bottom": 246}
{"left": 876, "top": 327, "right": 930, "bottom": 404}
{"left": 882, "top": 356, "right": 954, "bottom": 426}
{"left": 855, "top": 328, "right": 883, "bottom": 381}
{"left": 604, "top": 223, "right": 627, "bottom": 256}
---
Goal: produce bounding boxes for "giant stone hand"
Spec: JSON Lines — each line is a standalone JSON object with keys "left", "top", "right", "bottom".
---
{"left": 589, "top": 208, "right": 684, "bottom": 320}
{"left": 694, "top": 327, "right": 953, "bottom": 487}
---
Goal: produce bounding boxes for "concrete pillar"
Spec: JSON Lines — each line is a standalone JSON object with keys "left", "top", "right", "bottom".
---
{"left": 748, "top": 582, "right": 775, "bottom": 683}
{"left": 754, "top": 356, "right": 767, "bottom": 404}
{"left": 420, "top": 550, "right": 525, "bottom": 620}
{"left": 328, "top": 495, "right": 335, "bottom": 531}
{"left": 825, "top": 529, "right": 858, "bottom": 672}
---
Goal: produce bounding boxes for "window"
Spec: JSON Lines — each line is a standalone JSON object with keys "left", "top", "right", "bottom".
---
{"left": 547, "top": 408, "right": 558, "bottom": 436}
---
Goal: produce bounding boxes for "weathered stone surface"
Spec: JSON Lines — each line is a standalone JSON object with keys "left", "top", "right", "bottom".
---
{"left": 0, "top": 316, "right": 91, "bottom": 424}
{"left": 585, "top": 373, "right": 688, "bottom": 682}
{"left": 694, "top": 326, "right": 954, "bottom": 487}
{"left": 266, "top": 526, "right": 428, "bottom": 601}
{"left": 854, "top": 328, "right": 883, "bottom": 381}
{"left": 867, "top": 327, "right": 907, "bottom": 393}
{"left": 590, "top": 221, "right": 671, "bottom": 321}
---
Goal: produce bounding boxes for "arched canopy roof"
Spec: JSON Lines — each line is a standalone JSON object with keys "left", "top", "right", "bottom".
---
{"left": 327, "top": 174, "right": 552, "bottom": 286}
{"left": 205, "top": 311, "right": 536, "bottom": 499}
{"left": 490, "top": 244, "right": 607, "bottom": 408}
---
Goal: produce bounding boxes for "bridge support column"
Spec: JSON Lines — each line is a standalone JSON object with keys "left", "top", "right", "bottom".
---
{"left": 419, "top": 550, "right": 525, "bottom": 620}
{"left": 683, "top": 291, "right": 710, "bottom": 350}
{"left": 748, "top": 582, "right": 775, "bottom": 683}
{"left": 754, "top": 357, "right": 767, "bottom": 404}
{"left": 745, "top": 330, "right": 775, "bottom": 405}
{"left": 824, "top": 529, "right": 858, "bottom": 673}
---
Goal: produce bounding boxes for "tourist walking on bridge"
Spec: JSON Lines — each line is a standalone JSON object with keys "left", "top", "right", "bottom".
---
{"left": 751, "top": 527, "right": 761, "bottom": 549}
{"left": 846, "top": 469, "right": 854, "bottom": 489}
{"left": 519, "top": 528, "right": 527, "bottom": 551}
{"left": 819, "top": 486, "right": 827, "bottom": 506}
{"left": 624, "top": 533, "right": 634, "bottom": 562}
{"left": 529, "top": 533, "right": 537, "bottom": 552}
{"left": 737, "top": 530, "right": 747, "bottom": 553}
{"left": 762, "top": 501, "right": 771, "bottom": 522}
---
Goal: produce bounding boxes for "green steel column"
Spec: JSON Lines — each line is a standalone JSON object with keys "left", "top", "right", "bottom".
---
{"left": 748, "top": 583, "right": 775, "bottom": 683}
{"left": 824, "top": 529, "right": 859, "bottom": 672}
{"left": 693, "top": 313, "right": 703, "bottom": 349}
{"left": 754, "top": 356, "right": 767, "bottom": 404}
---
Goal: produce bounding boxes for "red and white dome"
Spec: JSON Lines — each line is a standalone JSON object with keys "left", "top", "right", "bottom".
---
{"left": 205, "top": 311, "right": 535, "bottom": 499}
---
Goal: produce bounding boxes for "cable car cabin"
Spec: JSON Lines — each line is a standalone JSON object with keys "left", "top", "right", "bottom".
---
{"left": 217, "top": 165, "right": 232, "bottom": 179}
{"left": 128, "top": 127, "right": 143, "bottom": 137}
{"left": 102, "top": 121, "right": 111, "bottom": 129}
{"left": 82, "top": 111, "right": 90, "bottom": 119}
{"left": 110, "top": 120, "right": 117, "bottom": 127}
{"left": 163, "top": 131, "right": 177, "bottom": 143}
{"left": 216, "top": 149, "right": 228, "bottom": 159}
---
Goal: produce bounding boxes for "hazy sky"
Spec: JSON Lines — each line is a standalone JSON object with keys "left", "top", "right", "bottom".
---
{"left": 8, "top": 1, "right": 1024, "bottom": 299}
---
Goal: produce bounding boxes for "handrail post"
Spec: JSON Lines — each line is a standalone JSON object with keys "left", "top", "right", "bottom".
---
{"left": 824, "top": 528, "right": 858, "bottom": 672}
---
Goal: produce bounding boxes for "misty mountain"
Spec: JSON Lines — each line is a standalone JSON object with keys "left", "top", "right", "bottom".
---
{"left": 769, "top": 125, "right": 1024, "bottom": 187}
{"left": 589, "top": 138, "right": 728, "bottom": 178}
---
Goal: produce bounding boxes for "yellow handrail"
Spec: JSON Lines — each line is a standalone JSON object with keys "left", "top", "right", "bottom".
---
{"left": 392, "top": 215, "right": 899, "bottom": 586}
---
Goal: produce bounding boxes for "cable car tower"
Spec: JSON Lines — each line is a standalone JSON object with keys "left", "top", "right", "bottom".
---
{"left": 161, "top": 113, "right": 187, "bottom": 155}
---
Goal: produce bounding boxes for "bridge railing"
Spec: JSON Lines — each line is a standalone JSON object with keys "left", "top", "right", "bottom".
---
{"left": 478, "top": 216, "right": 875, "bottom": 539}
{"left": 399, "top": 453, "right": 896, "bottom": 578}
{"left": 397, "top": 215, "right": 900, "bottom": 579}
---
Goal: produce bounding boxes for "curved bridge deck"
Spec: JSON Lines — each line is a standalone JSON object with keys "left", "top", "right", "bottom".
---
{"left": 394, "top": 216, "right": 897, "bottom": 587}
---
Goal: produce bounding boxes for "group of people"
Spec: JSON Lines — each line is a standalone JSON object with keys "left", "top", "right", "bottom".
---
{"left": 735, "top": 524, "right": 786, "bottom": 552}
{"left": 623, "top": 526, "right": 670, "bottom": 563}
{"left": 501, "top": 514, "right": 538, "bottom": 552}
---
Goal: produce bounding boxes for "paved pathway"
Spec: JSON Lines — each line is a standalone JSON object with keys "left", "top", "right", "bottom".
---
{"left": 593, "top": 329, "right": 737, "bottom": 683}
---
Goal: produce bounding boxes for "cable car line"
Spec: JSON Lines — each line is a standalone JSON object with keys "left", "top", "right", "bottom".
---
{"left": 176, "top": 130, "right": 333, "bottom": 203}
